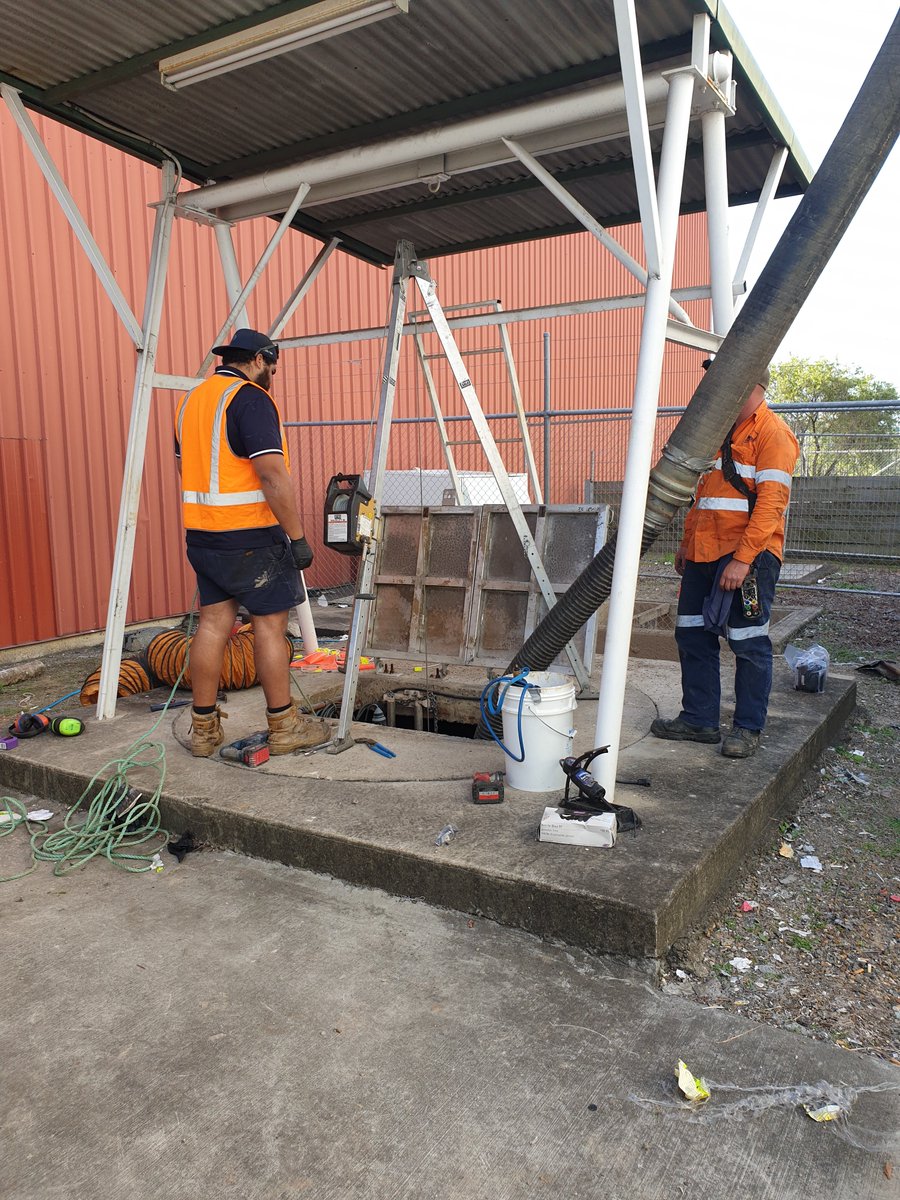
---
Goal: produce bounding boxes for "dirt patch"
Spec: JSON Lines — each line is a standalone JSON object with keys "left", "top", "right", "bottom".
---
{"left": 650, "top": 562, "right": 900, "bottom": 1063}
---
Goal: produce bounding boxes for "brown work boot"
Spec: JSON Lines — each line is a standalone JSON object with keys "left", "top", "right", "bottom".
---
{"left": 190, "top": 707, "right": 227, "bottom": 757}
{"left": 266, "top": 702, "right": 329, "bottom": 754}
{"left": 721, "top": 726, "right": 761, "bottom": 758}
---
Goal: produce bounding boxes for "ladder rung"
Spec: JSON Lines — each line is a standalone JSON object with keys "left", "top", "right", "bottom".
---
{"left": 423, "top": 347, "right": 503, "bottom": 359}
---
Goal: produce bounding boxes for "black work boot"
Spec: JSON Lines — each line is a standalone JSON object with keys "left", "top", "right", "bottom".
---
{"left": 650, "top": 717, "right": 721, "bottom": 744}
{"left": 721, "top": 726, "right": 761, "bottom": 758}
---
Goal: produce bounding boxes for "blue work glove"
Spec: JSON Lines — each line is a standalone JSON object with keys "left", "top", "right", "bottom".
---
{"left": 290, "top": 537, "right": 314, "bottom": 571}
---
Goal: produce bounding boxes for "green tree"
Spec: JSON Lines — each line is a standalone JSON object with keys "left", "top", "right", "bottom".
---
{"left": 769, "top": 357, "right": 899, "bottom": 476}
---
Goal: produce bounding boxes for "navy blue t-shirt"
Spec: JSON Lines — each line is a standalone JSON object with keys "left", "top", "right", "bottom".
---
{"left": 175, "top": 367, "right": 288, "bottom": 549}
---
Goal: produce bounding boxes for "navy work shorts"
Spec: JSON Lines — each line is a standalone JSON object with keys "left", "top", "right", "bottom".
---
{"left": 186, "top": 540, "right": 304, "bottom": 614}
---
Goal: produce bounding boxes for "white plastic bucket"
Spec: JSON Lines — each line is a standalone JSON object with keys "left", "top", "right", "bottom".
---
{"left": 500, "top": 671, "right": 577, "bottom": 792}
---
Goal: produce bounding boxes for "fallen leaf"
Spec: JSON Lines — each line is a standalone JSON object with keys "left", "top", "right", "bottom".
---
{"left": 778, "top": 843, "right": 795, "bottom": 859}
{"left": 884, "top": 1161, "right": 893, "bottom": 1180}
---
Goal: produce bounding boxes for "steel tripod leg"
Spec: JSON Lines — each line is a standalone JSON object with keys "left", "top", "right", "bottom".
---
{"left": 331, "top": 242, "right": 423, "bottom": 750}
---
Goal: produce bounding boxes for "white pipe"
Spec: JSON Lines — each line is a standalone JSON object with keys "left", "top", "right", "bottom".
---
{"left": 501, "top": 137, "right": 695, "bottom": 326}
{"left": 197, "top": 180, "right": 310, "bottom": 375}
{"left": 213, "top": 224, "right": 251, "bottom": 331}
{"left": 702, "top": 108, "right": 734, "bottom": 335}
{"left": 97, "top": 163, "right": 178, "bottom": 719}
{"left": 593, "top": 64, "right": 698, "bottom": 802}
{"left": 182, "top": 72, "right": 672, "bottom": 215}
{"left": 292, "top": 577, "right": 319, "bottom": 655}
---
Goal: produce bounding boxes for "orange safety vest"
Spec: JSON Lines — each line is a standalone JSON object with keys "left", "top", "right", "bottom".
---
{"left": 175, "top": 373, "right": 289, "bottom": 532}
{"left": 681, "top": 403, "right": 800, "bottom": 565}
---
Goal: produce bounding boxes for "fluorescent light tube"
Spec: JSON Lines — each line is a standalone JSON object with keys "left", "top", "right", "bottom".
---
{"left": 160, "top": 0, "right": 409, "bottom": 90}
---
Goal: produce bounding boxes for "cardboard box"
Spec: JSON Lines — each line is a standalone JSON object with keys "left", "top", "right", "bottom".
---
{"left": 539, "top": 807, "right": 617, "bottom": 848}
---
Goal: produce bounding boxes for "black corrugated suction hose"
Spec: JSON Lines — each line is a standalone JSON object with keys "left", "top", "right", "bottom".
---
{"left": 478, "top": 13, "right": 900, "bottom": 741}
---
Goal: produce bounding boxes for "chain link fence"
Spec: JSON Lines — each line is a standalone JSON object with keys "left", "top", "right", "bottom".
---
{"left": 283, "top": 324, "right": 899, "bottom": 593}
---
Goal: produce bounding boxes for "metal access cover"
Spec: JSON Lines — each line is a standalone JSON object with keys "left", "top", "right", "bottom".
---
{"left": 367, "top": 505, "right": 609, "bottom": 668}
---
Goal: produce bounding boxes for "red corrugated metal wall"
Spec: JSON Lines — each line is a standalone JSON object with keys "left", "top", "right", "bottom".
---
{"left": 0, "top": 108, "right": 710, "bottom": 648}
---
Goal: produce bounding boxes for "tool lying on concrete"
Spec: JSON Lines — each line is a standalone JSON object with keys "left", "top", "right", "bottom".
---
{"left": 471, "top": 771, "right": 504, "bottom": 804}
{"left": 149, "top": 698, "right": 191, "bottom": 712}
{"left": 219, "top": 732, "right": 270, "bottom": 767}
{"left": 354, "top": 737, "right": 396, "bottom": 759}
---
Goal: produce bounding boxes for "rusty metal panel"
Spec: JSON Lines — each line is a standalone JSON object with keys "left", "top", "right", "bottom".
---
{"left": 368, "top": 504, "right": 607, "bottom": 669}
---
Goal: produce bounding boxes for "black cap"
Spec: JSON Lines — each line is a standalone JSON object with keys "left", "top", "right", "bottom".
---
{"left": 211, "top": 328, "right": 279, "bottom": 361}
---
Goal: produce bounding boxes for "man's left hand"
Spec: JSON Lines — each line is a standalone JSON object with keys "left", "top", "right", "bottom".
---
{"left": 719, "top": 558, "right": 751, "bottom": 591}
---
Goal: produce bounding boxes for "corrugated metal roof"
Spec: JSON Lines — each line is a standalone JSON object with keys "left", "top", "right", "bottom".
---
{"left": 3, "top": 0, "right": 812, "bottom": 263}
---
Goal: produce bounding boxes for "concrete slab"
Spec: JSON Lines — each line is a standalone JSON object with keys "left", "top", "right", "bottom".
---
{"left": 1, "top": 847, "right": 896, "bottom": 1200}
{"left": 0, "top": 658, "right": 856, "bottom": 961}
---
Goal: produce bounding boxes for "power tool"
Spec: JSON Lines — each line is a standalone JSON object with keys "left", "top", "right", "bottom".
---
{"left": 220, "top": 732, "right": 270, "bottom": 767}
{"left": 559, "top": 748, "right": 642, "bottom": 832}
{"left": 471, "top": 771, "right": 504, "bottom": 804}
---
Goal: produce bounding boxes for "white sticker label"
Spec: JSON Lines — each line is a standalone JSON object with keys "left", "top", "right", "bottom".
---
{"left": 326, "top": 513, "right": 349, "bottom": 543}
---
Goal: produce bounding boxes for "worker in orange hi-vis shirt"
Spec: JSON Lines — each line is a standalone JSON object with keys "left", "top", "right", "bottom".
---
{"left": 651, "top": 362, "right": 800, "bottom": 759}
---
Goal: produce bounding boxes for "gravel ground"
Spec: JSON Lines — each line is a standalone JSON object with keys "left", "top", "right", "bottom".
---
{"left": 2, "top": 568, "right": 898, "bottom": 1064}
{"left": 652, "top": 563, "right": 900, "bottom": 1065}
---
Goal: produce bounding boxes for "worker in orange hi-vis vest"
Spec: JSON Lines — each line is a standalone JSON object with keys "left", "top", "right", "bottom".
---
{"left": 174, "top": 329, "right": 328, "bottom": 758}
{"left": 651, "top": 362, "right": 800, "bottom": 759}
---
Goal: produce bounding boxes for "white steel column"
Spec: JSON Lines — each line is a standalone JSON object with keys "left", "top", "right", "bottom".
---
{"left": 702, "top": 105, "right": 735, "bottom": 334}
{"left": 97, "top": 162, "right": 178, "bottom": 719}
{"left": 213, "top": 223, "right": 251, "bottom": 331}
{"left": 1, "top": 84, "right": 145, "bottom": 349}
{"left": 593, "top": 16, "right": 699, "bottom": 799}
{"left": 269, "top": 236, "right": 340, "bottom": 338}
{"left": 197, "top": 180, "right": 310, "bottom": 375}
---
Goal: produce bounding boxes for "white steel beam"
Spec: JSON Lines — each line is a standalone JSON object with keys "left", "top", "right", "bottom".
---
{"left": 269, "top": 236, "right": 340, "bottom": 338}
{"left": 97, "top": 163, "right": 178, "bottom": 719}
{"left": 593, "top": 56, "right": 698, "bottom": 802}
{"left": 1, "top": 84, "right": 145, "bottom": 349}
{"left": 180, "top": 72, "right": 672, "bottom": 219}
{"left": 501, "top": 137, "right": 694, "bottom": 327}
{"left": 733, "top": 146, "right": 789, "bottom": 293}
{"left": 213, "top": 223, "right": 251, "bottom": 331}
{"left": 278, "top": 286, "right": 716, "bottom": 349}
{"left": 612, "top": 0, "right": 663, "bottom": 277}
{"left": 197, "top": 180, "right": 310, "bottom": 375}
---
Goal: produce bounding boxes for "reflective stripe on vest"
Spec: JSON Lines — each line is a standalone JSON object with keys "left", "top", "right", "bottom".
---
{"left": 178, "top": 381, "right": 266, "bottom": 507}
{"left": 696, "top": 496, "right": 750, "bottom": 512}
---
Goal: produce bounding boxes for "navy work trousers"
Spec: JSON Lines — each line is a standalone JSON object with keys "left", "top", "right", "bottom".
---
{"left": 675, "top": 550, "right": 781, "bottom": 732}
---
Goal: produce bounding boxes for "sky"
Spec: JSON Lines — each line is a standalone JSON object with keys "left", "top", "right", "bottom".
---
{"left": 723, "top": 0, "right": 899, "bottom": 389}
